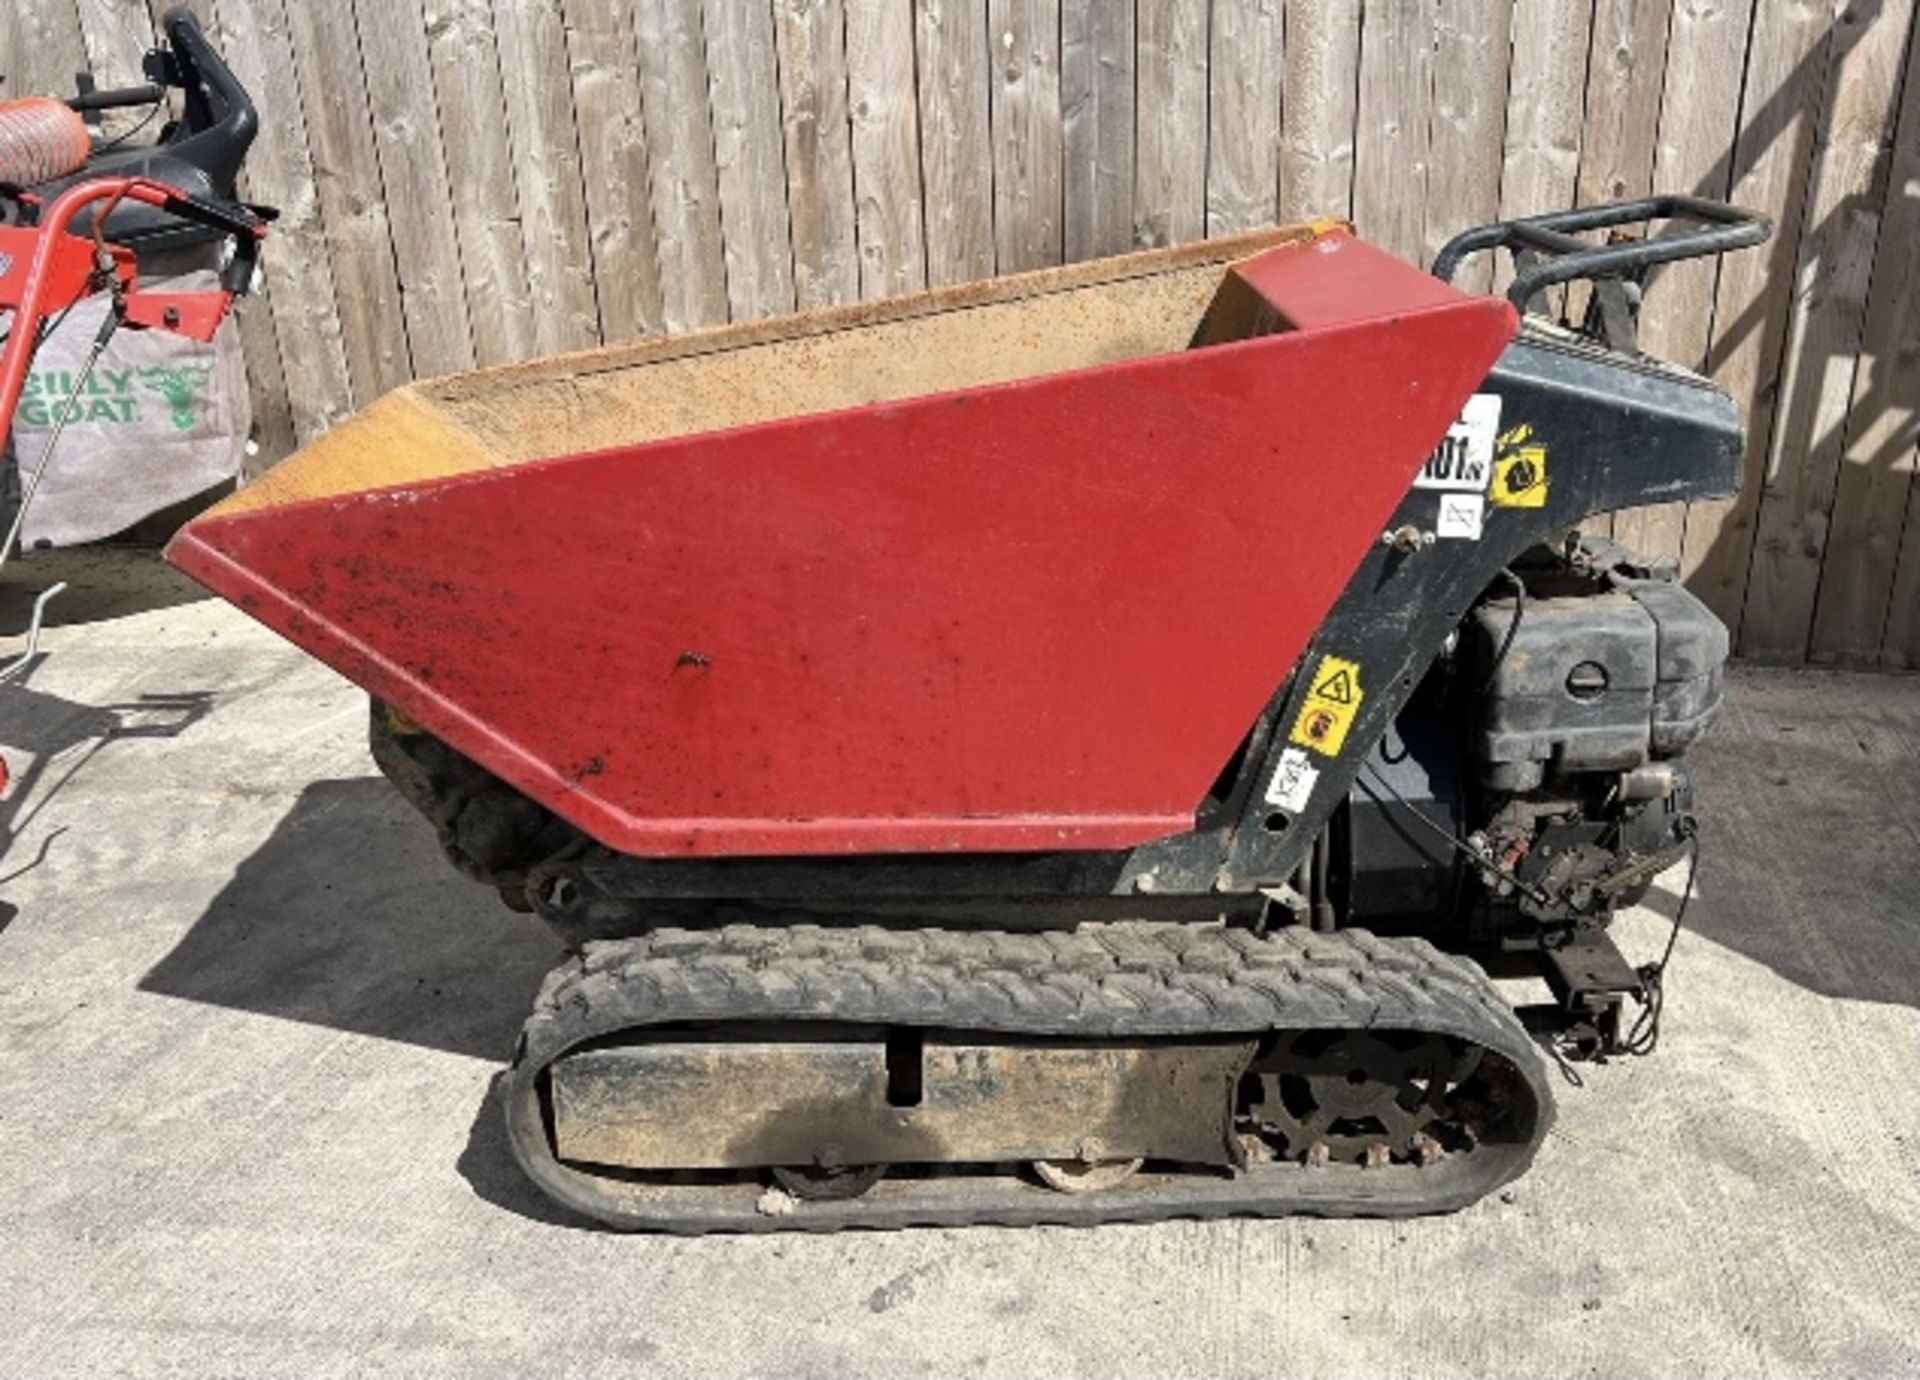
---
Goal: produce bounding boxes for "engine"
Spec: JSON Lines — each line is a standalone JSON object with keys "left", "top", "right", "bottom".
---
{"left": 1344, "top": 536, "right": 1720, "bottom": 942}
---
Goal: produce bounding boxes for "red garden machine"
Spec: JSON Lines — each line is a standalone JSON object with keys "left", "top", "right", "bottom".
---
{"left": 0, "top": 8, "right": 266, "bottom": 782}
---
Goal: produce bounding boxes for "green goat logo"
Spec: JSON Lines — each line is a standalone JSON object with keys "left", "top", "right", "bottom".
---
{"left": 137, "top": 364, "right": 213, "bottom": 431}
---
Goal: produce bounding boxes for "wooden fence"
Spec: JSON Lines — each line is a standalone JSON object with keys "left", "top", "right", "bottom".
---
{"left": 4, "top": 0, "right": 1917, "bottom": 664}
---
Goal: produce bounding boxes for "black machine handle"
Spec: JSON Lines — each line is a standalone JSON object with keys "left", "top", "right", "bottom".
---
{"left": 143, "top": 5, "right": 259, "bottom": 191}
{"left": 9, "top": 6, "right": 267, "bottom": 257}
{"left": 66, "top": 83, "right": 167, "bottom": 112}
{"left": 1432, "top": 196, "right": 1772, "bottom": 349}
{"left": 62, "top": 7, "right": 255, "bottom": 155}
{"left": 158, "top": 185, "right": 273, "bottom": 292}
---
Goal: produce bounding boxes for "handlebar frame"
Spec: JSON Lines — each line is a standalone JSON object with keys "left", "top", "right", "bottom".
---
{"left": 1432, "top": 196, "right": 1773, "bottom": 353}
{"left": 66, "top": 83, "right": 167, "bottom": 113}
{"left": 0, "top": 174, "right": 267, "bottom": 454}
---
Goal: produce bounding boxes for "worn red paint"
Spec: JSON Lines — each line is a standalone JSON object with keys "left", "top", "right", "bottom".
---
{"left": 169, "top": 231, "right": 1516, "bottom": 857}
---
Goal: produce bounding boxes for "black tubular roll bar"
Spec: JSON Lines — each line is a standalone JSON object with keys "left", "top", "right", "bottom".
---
{"left": 1432, "top": 196, "right": 1773, "bottom": 352}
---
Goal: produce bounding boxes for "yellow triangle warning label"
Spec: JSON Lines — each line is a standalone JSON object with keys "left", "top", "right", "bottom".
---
{"left": 1313, "top": 667, "right": 1357, "bottom": 705}
{"left": 1290, "top": 654, "right": 1365, "bottom": 757}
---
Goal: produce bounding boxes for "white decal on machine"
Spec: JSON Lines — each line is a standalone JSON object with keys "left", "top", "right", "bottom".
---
{"left": 1435, "top": 492, "right": 1485, "bottom": 540}
{"left": 1264, "top": 747, "right": 1320, "bottom": 814}
{"left": 1413, "top": 393, "right": 1502, "bottom": 492}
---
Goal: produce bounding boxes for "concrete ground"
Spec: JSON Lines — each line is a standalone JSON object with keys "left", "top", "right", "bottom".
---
{"left": 0, "top": 548, "right": 1915, "bottom": 1379}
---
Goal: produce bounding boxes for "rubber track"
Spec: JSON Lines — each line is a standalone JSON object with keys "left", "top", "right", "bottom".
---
{"left": 506, "top": 922, "right": 1555, "bottom": 1232}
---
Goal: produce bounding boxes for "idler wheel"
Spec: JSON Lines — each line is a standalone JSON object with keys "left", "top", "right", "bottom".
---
{"left": 769, "top": 1163, "right": 887, "bottom": 1201}
{"left": 1033, "top": 1156, "right": 1144, "bottom": 1194}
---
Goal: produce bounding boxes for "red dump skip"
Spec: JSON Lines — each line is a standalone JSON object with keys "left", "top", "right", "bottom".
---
{"left": 170, "top": 233, "right": 1516, "bottom": 857}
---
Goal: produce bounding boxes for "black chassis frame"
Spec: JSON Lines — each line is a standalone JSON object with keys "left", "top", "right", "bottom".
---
{"left": 533, "top": 323, "right": 1745, "bottom": 936}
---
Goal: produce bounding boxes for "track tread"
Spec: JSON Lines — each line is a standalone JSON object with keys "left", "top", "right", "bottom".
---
{"left": 507, "top": 921, "right": 1554, "bottom": 1233}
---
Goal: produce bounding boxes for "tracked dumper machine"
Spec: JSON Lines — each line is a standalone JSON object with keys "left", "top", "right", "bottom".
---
{"left": 166, "top": 198, "right": 1769, "bottom": 1231}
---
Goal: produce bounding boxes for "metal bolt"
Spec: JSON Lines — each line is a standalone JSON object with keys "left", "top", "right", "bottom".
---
{"left": 1380, "top": 524, "right": 1437, "bottom": 554}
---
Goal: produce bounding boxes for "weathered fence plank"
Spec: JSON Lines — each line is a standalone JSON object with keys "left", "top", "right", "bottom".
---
{"left": 1206, "top": 0, "right": 1282, "bottom": 236}
{"left": 492, "top": 0, "right": 601, "bottom": 352}
{"left": 705, "top": 0, "right": 798, "bottom": 322}
{"left": 1134, "top": 0, "right": 1208, "bottom": 248}
{"left": 1062, "top": 0, "right": 1134, "bottom": 259}
{"left": 349, "top": 0, "right": 477, "bottom": 376}
{"left": 211, "top": 0, "right": 356, "bottom": 442}
{"left": 1563, "top": 0, "right": 1670, "bottom": 536}
{"left": 284, "top": 0, "right": 412, "bottom": 397}
{"left": 72, "top": 0, "right": 149, "bottom": 85}
{"left": 421, "top": 0, "right": 537, "bottom": 366}
{"left": 1883, "top": 441, "right": 1920, "bottom": 667}
{"left": 562, "top": 0, "right": 667, "bottom": 343}
{"left": 988, "top": 0, "right": 1064, "bottom": 271}
{"left": 72, "top": 0, "right": 152, "bottom": 138}
{"left": 634, "top": 0, "right": 731, "bottom": 330}
{"left": 916, "top": 0, "right": 996, "bottom": 284}
{"left": 1353, "top": 0, "right": 1435, "bottom": 263}
{"left": 1577, "top": 0, "right": 1673, "bottom": 209}
{"left": 3, "top": 0, "right": 88, "bottom": 107}
{"left": 846, "top": 0, "right": 927, "bottom": 296}
{"left": 775, "top": 0, "right": 861, "bottom": 308}
{"left": 196, "top": 0, "right": 295, "bottom": 459}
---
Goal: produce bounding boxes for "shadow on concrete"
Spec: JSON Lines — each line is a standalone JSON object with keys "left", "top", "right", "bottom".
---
{"left": 140, "top": 776, "right": 560, "bottom": 1062}
{"left": 0, "top": 547, "right": 214, "bottom": 632}
{"left": 456, "top": 1071, "right": 586, "bottom": 1229}
{"left": 0, "top": 662, "right": 213, "bottom": 871}
{"left": 1671, "top": 678, "right": 1920, "bottom": 1012}
{"left": 139, "top": 688, "right": 1920, "bottom": 1055}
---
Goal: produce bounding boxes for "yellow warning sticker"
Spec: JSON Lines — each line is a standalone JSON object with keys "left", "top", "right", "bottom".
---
{"left": 1288, "top": 654, "right": 1365, "bottom": 757}
{"left": 1490, "top": 423, "right": 1549, "bottom": 508}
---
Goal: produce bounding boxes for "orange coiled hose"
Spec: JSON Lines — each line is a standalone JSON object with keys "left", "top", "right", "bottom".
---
{"left": 0, "top": 97, "right": 92, "bottom": 187}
